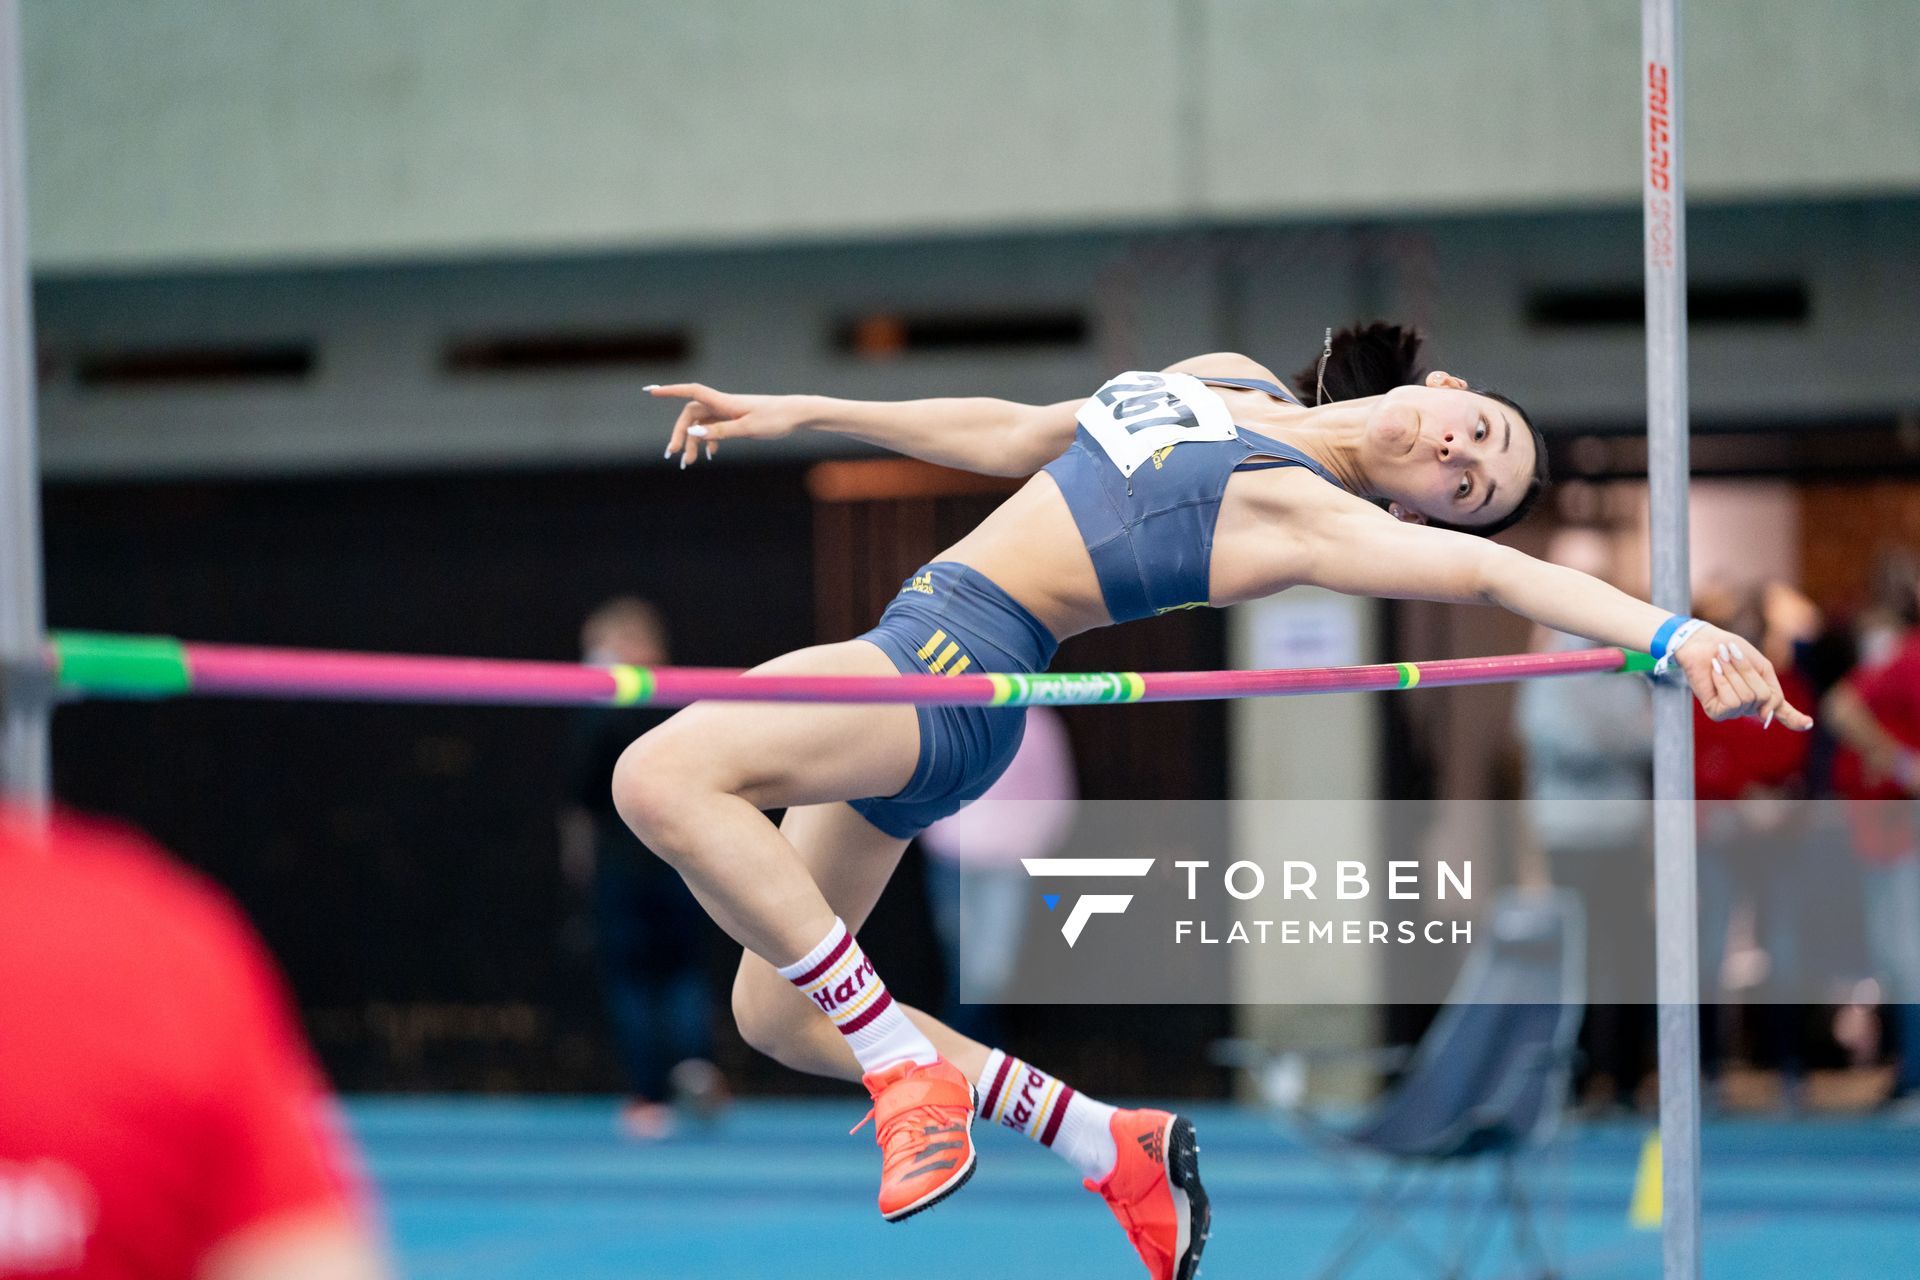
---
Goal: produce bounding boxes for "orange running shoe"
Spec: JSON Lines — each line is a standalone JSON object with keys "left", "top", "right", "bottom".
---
{"left": 851, "top": 1057, "right": 977, "bottom": 1222}
{"left": 1085, "top": 1109, "right": 1210, "bottom": 1280}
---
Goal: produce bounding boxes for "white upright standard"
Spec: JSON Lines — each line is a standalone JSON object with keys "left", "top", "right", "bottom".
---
{"left": 1642, "top": 1, "right": 1701, "bottom": 1276}
{"left": 0, "top": 0, "right": 48, "bottom": 809}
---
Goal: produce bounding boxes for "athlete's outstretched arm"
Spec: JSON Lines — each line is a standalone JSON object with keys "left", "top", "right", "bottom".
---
{"left": 647, "top": 384, "right": 1082, "bottom": 477}
{"left": 1294, "top": 498, "right": 1813, "bottom": 730}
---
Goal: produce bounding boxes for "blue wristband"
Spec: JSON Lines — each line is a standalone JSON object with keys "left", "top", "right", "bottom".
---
{"left": 1649, "top": 614, "right": 1694, "bottom": 660}
{"left": 1650, "top": 616, "right": 1707, "bottom": 676}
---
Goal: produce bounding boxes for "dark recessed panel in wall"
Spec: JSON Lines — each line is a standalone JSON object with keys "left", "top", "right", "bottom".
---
{"left": 442, "top": 329, "right": 693, "bottom": 373}
{"left": 1526, "top": 282, "right": 1809, "bottom": 329}
{"left": 834, "top": 311, "right": 1088, "bottom": 358}
{"left": 74, "top": 344, "right": 317, "bottom": 388}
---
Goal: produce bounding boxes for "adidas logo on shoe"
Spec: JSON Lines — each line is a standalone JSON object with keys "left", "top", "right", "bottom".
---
{"left": 1136, "top": 1129, "right": 1164, "bottom": 1165}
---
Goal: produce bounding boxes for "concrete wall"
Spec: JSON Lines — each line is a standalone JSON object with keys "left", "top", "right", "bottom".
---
{"left": 25, "top": 0, "right": 1920, "bottom": 271}
{"left": 34, "top": 199, "right": 1920, "bottom": 479}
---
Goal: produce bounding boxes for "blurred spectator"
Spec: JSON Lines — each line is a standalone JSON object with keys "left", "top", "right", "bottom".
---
{"left": 1824, "top": 550, "right": 1920, "bottom": 1121}
{"left": 559, "top": 597, "right": 724, "bottom": 1138}
{"left": 1854, "top": 548, "right": 1920, "bottom": 671}
{"left": 1515, "top": 530, "right": 1654, "bottom": 1112}
{"left": 919, "top": 706, "right": 1079, "bottom": 1042}
{"left": 0, "top": 809, "right": 385, "bottom": 1280}
{"left": 1692, "top": 582, "right": 1815, "bottom": 1110}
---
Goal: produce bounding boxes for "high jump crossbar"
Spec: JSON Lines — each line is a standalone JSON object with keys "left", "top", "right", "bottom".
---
{"left": 41, "top": 631, "right": 1655, "bottom": 709}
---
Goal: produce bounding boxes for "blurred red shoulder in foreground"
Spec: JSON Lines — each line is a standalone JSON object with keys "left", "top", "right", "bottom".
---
{"left": 0, "top": 807, "right": 389, "bottom": 1280}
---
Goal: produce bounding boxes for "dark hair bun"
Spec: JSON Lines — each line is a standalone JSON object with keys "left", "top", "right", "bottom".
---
{"left": 1293, "top": 322, "right": 1427, "bottom": 404}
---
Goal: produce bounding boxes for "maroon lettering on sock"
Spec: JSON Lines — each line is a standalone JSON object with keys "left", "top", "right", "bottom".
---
{"left": 1006, "top": 1067, "right": 1045, "bottom": 1129}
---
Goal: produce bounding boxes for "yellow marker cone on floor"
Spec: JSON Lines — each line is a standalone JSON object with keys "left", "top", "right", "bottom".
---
{"left": 1629, "top": 1130, "right": 1663, "bottom": 1229}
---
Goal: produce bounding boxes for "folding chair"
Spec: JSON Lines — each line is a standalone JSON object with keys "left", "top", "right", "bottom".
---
{"left": 1223, "top": 889, "right": 1586, "bottom": 1280}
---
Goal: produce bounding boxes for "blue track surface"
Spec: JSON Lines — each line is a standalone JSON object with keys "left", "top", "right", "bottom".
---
{"left": 352, "top": 1098, "right": 1920, "bottom": 1279}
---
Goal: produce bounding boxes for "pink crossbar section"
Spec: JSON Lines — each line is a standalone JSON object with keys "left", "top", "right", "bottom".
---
{"left": 179, "top": 641, "right": 1630, "bottom": 707}
{"left": 187, "top": 644, "right": 626, "bottom": 704}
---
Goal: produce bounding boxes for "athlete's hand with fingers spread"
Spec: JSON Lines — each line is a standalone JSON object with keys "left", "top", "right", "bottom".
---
{"left": 647, "top": 383, "right": 813, "bottom": 469}
{"left": 1668, "top": 624, "right": 1814, "bottom": 731}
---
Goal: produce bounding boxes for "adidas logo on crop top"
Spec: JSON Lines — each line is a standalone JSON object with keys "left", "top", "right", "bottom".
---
{"left": 1043, "top": 371, "right": 1344, "bottom": 624}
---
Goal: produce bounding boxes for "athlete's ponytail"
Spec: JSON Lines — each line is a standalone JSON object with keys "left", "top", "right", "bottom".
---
{"left": 1291, "top": 322, "right": 1427, "bottom": 405}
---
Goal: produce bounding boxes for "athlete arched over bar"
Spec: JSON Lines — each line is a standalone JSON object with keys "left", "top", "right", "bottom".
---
{"left": 616, "top": 325, "right": 1809, "bottom": 1279}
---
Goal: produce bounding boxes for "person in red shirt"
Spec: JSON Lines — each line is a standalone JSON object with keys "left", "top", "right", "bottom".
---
{"left": 0, "top": 809, "right": 388, "bottom": 1280}
{"left": 1825, "top": 558, "right": 1920, "bottom": 1114}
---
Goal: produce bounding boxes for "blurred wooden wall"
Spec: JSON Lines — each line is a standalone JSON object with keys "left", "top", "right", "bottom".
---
{"left": 1799, "top": 481, "right": 1920, "bottom": 616}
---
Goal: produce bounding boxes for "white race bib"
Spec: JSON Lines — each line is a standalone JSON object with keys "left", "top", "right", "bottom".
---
{"left": 1075, "top": 371, "right": 1238, "bottom": 477}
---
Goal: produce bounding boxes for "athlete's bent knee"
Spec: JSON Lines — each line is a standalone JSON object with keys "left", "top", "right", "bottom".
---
{"left": 731, "top": 966, "right": 815, "bottom": 1068}
{"left": 610, "top": 725, "right": 710, "bottom": 854}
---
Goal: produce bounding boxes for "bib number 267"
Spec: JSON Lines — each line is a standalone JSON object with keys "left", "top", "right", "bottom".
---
{"left": 1095, "top": 374, "right": 1198, "bottom": 433}
{"left": 1076, "top": 370, "right": 1238, "bottom": 478}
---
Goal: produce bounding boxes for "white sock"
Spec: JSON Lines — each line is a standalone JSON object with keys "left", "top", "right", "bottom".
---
{"left": 975, "top": 1048, "right": 1118, "bottom": 1182}
{"left": 776, "top": 919, "right": 937, "bottom": 1074}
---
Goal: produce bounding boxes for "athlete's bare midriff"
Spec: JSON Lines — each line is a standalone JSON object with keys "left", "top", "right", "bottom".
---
{"left": 934, "top": 471, "right": 1112, "bottom": 640}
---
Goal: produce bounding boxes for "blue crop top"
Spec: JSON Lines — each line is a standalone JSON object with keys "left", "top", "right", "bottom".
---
{"left": 1041, "top": 371, "right": 1346, "bottom": 623}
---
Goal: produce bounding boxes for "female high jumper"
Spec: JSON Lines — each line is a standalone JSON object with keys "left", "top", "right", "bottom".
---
{"left": 614, "top": 324, "right": 1809, "bottom": 1280}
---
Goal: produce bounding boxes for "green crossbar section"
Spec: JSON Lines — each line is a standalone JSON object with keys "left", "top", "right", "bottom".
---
{"left": 986, "top": 671, "right": 1146, "bottom": 706}
{"left": 50, "top": 632, "right": 192, "bottom": 696}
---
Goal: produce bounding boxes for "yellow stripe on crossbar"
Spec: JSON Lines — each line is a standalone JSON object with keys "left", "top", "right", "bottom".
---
{"left": 609, "top": 665, "right": 646, "bottom": 705}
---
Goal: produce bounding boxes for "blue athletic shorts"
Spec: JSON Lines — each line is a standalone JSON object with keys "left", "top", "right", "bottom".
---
{"left": 848, "top": 562, "right": 1059, "bottom": 838}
